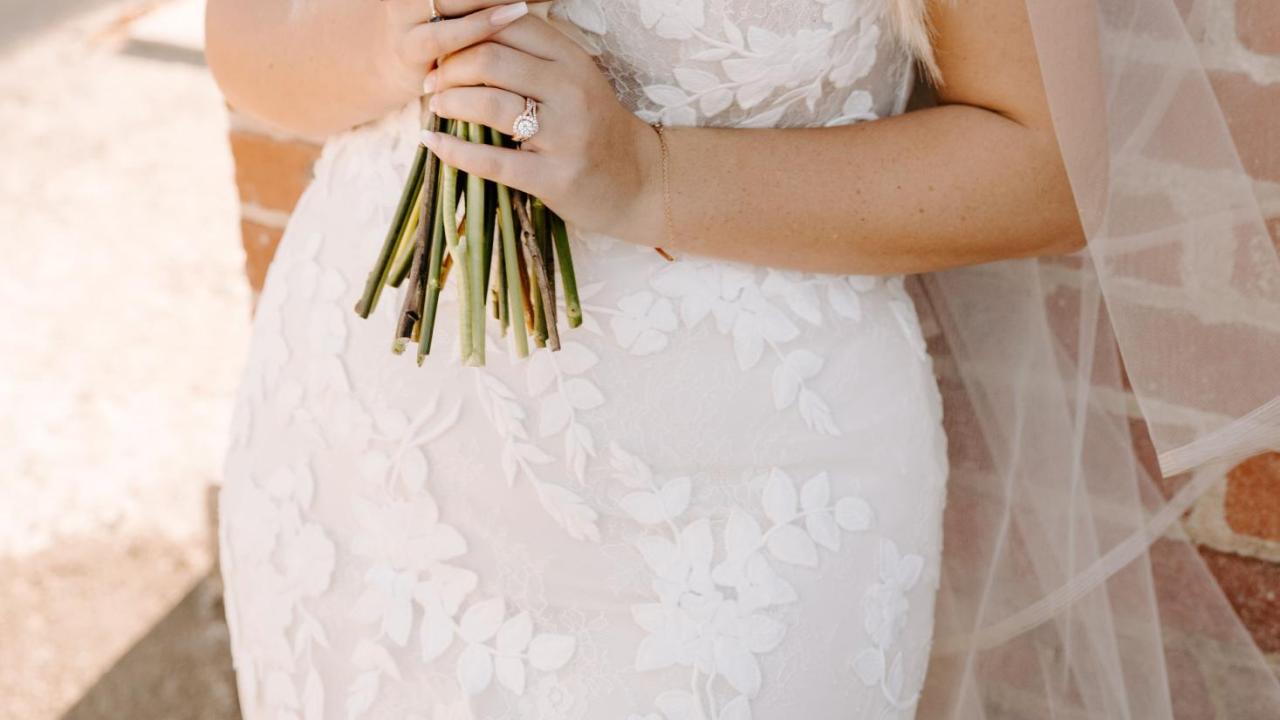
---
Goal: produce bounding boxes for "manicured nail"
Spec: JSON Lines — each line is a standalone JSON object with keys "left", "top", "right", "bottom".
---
{"left": 422, "top": 71, "right": 437, "bottom": 95}
{"left": 490, "top": 2, "right": 528, "bottom": 25}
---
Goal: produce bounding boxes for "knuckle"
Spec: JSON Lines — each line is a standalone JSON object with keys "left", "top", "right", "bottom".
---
{"left": 541, "top": 162, "right": 574, "bottom": 197}
{"left": 475, "top": 153, "right": 504, "bottom": 180}
{"left": 431, "top": 92, "right": 453, "bottom": 117}
{"left": 484, "top": 93, "right": 506, "bottom": 121}
{"left": 412, "top": 25, "right": 438, "bottom": 60}
{"left": 471, "top": 44, "right": 499, "bottom": 77}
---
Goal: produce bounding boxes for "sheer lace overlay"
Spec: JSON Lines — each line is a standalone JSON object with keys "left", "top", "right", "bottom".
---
{"left": 219, "top": 2, "right": 947, "bottom": 718}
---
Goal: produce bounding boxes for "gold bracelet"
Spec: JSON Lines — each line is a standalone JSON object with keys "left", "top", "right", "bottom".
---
{"left": 650, "top": 123, "right": 676, "bottom": 262}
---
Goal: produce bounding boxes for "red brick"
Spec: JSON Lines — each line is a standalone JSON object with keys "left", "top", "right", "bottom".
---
{"left": 1152, "top": 538, "right": 1249, "bottom": 645}
{"left": 1207, "top": 71, "right": 1280, "bottom": 185}
{"left": 1202, "top": 656, "right": 1280, "bottom": 719}
{"left": 1198, "top": 546, "right": 1280, "bottom": 654}
{"left": 1113, "top": 301, "right": 1280, "bottom": 419}
{"left": 1231, "top": 219, "right": 1280, "bottom": 295}
{"left": 1164, "top": 644, "right": 1216, "bottom": 720}
{"left": 1225, "top": 453, "right": 1280, "bottom": 542}
{"left": 1042, "top": 285, "right": 1129, "bottom": 394}
{"left": 227, "top": 131, "right": 321, "bottom": 213}
{"left": 1237, "top": 0, "right": 1280, "bottom": 56}
{"left": 240, "top": 220, "right": 284, "bottom": 297}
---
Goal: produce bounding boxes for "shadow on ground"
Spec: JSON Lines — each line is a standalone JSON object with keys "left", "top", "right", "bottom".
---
{"left": 0, "top": 0, "right": 125, "bottom": 53}
{"left": 61, "top": 571, "right": 241, "bottom": 720}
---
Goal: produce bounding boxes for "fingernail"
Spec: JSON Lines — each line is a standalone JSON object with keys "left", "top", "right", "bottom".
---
{"left": 420, "top": 130, "right": 441, "bottom": 148}
{"left": 490, "top": 2, "right": 528, "bottom": 25}
{"left": 422, "top": 71, "right": 437, "bottom": 95}
{"left": 427, "top": 95, "right": 438, "bottom": 113}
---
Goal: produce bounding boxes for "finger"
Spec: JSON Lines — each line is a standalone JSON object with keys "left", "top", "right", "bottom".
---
{"left": 434, "top": 0, "right": 525, "bottom": 19}
{"left": 429, "top": 42, "right": 555, "bottom": 99}
{"left": 429, "top": 87, "right": 528, "bottom": 142}
{"left": 401, "top": 2, "right": 530, "bottom": 67}
{"left": 420, "top": 129, "right": 545, "bottom": 194}
{"left": 487, "top": 14, "right": 585, "bottom": 63}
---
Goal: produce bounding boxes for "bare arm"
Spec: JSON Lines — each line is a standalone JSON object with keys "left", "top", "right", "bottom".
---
{"left": 204, "top": 0, "right": 529, "bottom": 140}
{"left": 621, "top": 0, "right": 1084, "bottom": 273}
{"left": 423, "top": 0, "right": 1085, "bottom": 275}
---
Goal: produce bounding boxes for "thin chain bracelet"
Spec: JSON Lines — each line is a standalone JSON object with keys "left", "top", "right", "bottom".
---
{"left": 650, "top": 123, "right": 676, "bottom": 262}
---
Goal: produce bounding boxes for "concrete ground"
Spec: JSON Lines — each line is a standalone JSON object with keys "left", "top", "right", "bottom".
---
{"left": 0, "top": 1, "right": 245, "bottom": 718}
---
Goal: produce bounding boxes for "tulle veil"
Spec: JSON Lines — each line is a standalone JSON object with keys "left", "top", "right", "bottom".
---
{"left": 912, "top": 0, "right": 1280, "bottom": 715}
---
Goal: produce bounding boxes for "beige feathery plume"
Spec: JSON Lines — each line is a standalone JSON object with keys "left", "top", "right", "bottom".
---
{"left": 884, "top": 0, "right": 943, "bottom": 85}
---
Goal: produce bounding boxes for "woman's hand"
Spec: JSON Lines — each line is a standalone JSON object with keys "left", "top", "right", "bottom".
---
{"left": 207, "top": 0, "right": 531, "bottom": 139}
{"left": 420, "top": 15, "right": 664, "bottom": 243}
{"left": 378, "top": 0, "right": 533, "bottom": 100}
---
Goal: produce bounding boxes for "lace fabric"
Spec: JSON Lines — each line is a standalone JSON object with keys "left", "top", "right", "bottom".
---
{"left": 219, "top": 2, "right": 954, "bottom": 718}
{"left": 218, "top": 0, "right": 1280, "bottom": 717}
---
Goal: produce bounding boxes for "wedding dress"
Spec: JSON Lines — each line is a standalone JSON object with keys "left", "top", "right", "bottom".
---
{"left": 218, "top": 2, "right": 951, "bottom": 718}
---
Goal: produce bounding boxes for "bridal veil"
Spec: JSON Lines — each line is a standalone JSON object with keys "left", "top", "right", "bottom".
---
{"left": 915, "top": 0, "right": 1280, "bottom": 715}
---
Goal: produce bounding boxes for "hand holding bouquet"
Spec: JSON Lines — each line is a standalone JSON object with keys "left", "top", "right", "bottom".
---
{"left": 356, "top": 0, "right": 671, "bottom": 366}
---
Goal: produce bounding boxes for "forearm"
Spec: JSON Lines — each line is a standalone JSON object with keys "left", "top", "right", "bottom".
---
{"left": 205, "top": 0, "right": 414, "bottom": 140}
{"left": 630, "top": 104, "right": 1083, "bottom": 276}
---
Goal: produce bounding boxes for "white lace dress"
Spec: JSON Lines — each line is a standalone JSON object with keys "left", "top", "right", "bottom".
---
{"left": 217, "top": 1, "right": 950, "bottom": 718}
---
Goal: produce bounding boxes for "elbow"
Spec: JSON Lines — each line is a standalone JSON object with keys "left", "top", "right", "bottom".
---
{"left": 203, "top": 1, "right": 338, "bottom": 142}
{"left": 203, "top": 0, "right": 242, "bottom": 108}
{"left": 1038, "top": 207, "right": 1087, "bottom": 257}
{"left": 1028, "top": 131, "right": 1088, "bottom": 258}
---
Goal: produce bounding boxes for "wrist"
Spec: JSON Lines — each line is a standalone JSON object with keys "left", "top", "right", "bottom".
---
{"left": 617, "top": 118, "right": 669, "bottom": 248}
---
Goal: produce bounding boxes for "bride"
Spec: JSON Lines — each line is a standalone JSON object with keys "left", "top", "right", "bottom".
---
{"left": 205, "top": 0, "right": 1280, "bottom": 718}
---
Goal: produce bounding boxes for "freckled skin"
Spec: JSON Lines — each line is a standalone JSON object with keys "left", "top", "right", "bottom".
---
{"left": 208, "top": 0, "right": 1082, "bottom": 275}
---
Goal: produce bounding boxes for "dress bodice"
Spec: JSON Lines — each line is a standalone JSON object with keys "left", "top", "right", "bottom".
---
{"left": 217, "top": 4, "right": 946, "bottom": 719}
{"left": 549, "top": 0, "right": 915, "bottom": 128}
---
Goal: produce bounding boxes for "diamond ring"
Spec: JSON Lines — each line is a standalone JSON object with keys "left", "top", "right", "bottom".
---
{"left": 512, "top": 97, "right": 540, "bottom": 143}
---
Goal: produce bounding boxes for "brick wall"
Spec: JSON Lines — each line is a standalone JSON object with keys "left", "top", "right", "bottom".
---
{"left": 222, "top": 0, "right": 1280, "bottom": 677}
{"left": 1175, "top": 0, "right": 1280, "bottom": 666}
{"left": 226, "top": 110, "right": 322, "bottom": 301}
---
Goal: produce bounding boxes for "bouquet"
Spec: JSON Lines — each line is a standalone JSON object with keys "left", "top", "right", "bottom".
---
{"left": 353, "top": 106, "right": 581, "bottom": 367}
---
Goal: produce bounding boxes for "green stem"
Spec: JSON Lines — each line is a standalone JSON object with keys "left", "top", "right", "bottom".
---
{"left": 464, "top": 122, "right": 488, "bottom": 366}
{"left": 355, "top": 144, "right": 426, "bottom": 317}
{"left": 482, "top": 179, "right": 497, "bottom": 298}
{"left": 550, "top": 212, "right": 583, "bottom": 328}
{"left": 495, "top": 224, "right": 509, "bottom": 331}
{"left": 441, "top": 137, "right": 470, "bottom": 363}
{"left": 491, "top": 134, "right": 528, "bottom": 358}
{"left": 388, "top": 177, "right": 426, "bottom": 288}
{"left": 417, "top": 157, "right": 449, "bottom": 362}
{"left": 531, "top": 198, "right": 557, "bottom": 337}
{"left": 514, "top": 193, "right": 560, "bottom": 351}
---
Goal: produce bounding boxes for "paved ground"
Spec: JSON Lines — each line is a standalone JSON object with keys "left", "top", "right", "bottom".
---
{"left": 0, "top": 2, "right": 246, "bottom": 717}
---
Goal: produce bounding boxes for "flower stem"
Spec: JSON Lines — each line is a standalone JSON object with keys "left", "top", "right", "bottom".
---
{"left": 531, "top": 198, "right": 558, "bottom": 336}
{"left": 388, "top": 177, "right": 426, "bottom": 289}
{"left": 549, "top": 212, "right": 583, "bottom": 328}
{"left": 441, "top": 127, "right": 470, "bottom": 363}
{"left": 464, "top": 122, "right": 488, "bottom": 366}
{"left": 355, "top": 144, "right": 426, "bottom": 317}
{"left": 416, "top": 151, "right": 449, "bottom": 362}
{"left": 492, "top": 156, "right": 529, "bottom": 358}
{"left": 514, "top": 192, "right": 560, "bottom": 351}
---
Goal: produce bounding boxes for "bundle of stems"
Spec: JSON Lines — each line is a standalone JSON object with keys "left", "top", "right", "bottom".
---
{"left": 353, "top": 111, "right": 583, "bottom": 366}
